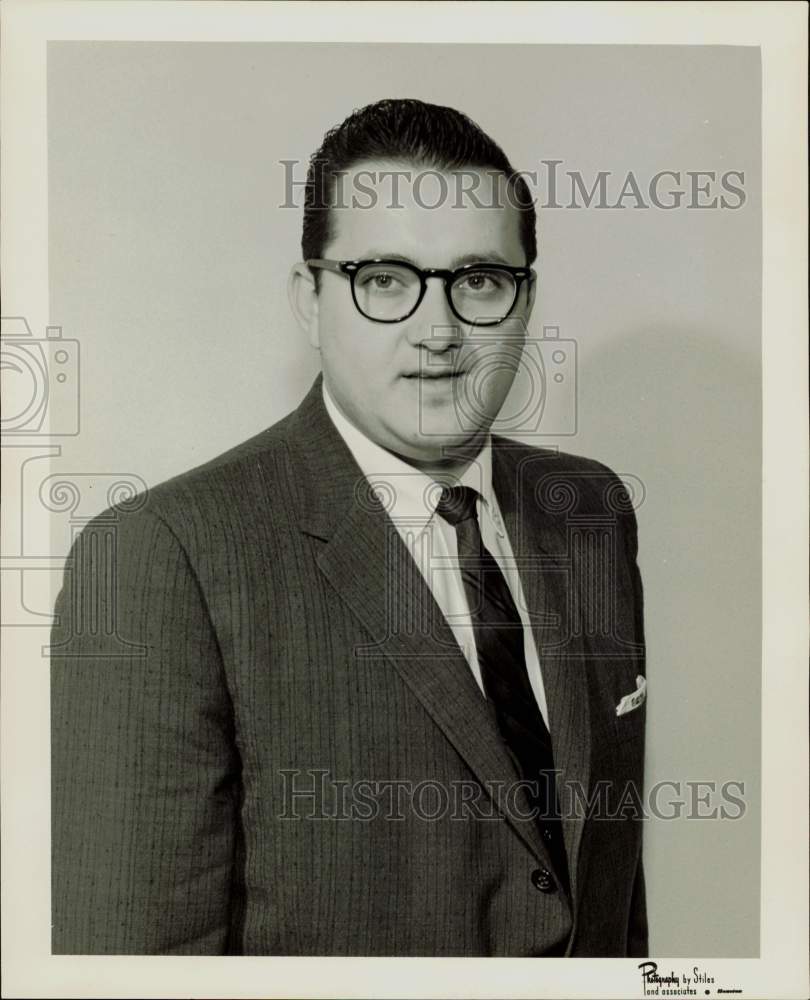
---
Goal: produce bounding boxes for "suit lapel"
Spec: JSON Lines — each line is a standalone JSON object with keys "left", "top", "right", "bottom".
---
{"left": 315, "top": 492, "right": 554, "bottom": 865}
{"left": 282, "top": 378, "right": 570, "bottom": 873}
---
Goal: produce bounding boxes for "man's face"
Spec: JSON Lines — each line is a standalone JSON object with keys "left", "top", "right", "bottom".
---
{"left": 292, "top": 158, "right": 535, "bottom": 465}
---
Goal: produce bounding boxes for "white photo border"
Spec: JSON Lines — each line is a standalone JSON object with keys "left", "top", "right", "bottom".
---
{"left": 1, "top": 2, "right": 807, "bottom": 998}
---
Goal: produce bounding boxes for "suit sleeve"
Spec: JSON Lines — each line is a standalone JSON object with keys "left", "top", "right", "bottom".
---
{"left": 50, "top": 506, "right": 241, "bottom": 954}
{"left": 627, "top": 851, "right": 649, "bottom": 957}
{"left": 623, "top": 493, "right": 650, "bottom": 958}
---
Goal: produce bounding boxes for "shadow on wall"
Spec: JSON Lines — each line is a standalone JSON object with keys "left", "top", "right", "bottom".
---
{"left": 580, "top": 325, "right": 762, "bottom": 958}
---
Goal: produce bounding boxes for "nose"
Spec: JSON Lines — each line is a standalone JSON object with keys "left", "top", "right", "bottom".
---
{"left": 404, "top": 276, "right": 462, "bottom": 351}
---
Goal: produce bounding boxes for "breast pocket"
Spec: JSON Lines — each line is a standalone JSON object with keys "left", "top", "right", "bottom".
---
{"left": 607, "top": 672, "right": 647, "bottom": 744}
{"left": 611, "top": 700, "right": 647, "bottom": 745}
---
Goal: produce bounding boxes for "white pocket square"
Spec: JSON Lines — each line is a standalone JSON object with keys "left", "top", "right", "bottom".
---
{"left": 615, "top": 675, "right": 647, "bottom": 716}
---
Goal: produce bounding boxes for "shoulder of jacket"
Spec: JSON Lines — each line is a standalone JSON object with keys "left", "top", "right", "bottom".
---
{"left": 79, "top": 410, "right": 299, "bottom": 542}
{"left": 492, "top": 435, "right": 633, "bottom": 519}
{"left": 493, "top": 434, "right": 621, "bottom": 479}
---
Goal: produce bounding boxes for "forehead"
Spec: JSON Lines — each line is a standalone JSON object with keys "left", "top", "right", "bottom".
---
{"left": 324, "top": 158, "right": 525, "bottom": 265}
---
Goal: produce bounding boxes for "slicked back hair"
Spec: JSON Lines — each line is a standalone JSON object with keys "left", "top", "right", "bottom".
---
{"left": 302, "top": 98, "right": 537, "bottom": 287}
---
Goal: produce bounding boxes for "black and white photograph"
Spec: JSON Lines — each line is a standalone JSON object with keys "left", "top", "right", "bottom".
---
{"left": 1, "top": 2, "right": 807, "bottom": 998}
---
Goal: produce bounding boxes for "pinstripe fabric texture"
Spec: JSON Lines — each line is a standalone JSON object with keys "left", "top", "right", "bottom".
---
{"left": 50, "top": 373, "right": 648, "bottom": 956}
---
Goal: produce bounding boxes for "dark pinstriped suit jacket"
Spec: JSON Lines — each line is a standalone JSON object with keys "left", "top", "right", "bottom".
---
{"left": 51, "top": 373, "right": 648, "bottom": 956}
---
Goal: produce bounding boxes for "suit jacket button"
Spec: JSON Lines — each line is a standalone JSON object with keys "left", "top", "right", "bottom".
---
{"left": 531, "top": 867, "right": 556, "bottom": 893}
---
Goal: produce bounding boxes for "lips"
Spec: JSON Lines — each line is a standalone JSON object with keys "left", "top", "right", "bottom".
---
{"left": 403, "top": 370, "right": 465, "bottom": 379}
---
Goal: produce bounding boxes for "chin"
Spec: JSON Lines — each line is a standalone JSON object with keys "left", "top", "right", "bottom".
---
{"left": 400, "top": 425, "right": 489, "bottom": 461}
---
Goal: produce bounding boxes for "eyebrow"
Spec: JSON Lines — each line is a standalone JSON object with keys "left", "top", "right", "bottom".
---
{"left": 357, "top": 250, "right": 516, "bottom": 268}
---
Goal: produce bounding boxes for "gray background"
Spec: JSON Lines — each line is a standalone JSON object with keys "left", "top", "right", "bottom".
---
{"left": 48, "top": 41, "right": 762, "bottom": 956}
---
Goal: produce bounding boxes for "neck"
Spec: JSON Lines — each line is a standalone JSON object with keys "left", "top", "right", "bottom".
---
{"left": 389, "top": 434, "right": 488, "bottom": 484}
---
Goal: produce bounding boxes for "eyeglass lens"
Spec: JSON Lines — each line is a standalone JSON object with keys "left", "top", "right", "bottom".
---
{"left": 352, "top": 263, "right": 518, "bottom": 323}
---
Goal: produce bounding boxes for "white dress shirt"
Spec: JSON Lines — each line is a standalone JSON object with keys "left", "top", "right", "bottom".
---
{"left": 322, "top": 381, "right": 551, "bottom": 731}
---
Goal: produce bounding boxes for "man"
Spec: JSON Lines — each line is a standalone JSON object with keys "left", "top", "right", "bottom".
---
{"left": 51, "top": 98, "right": 648, "bottom": 956}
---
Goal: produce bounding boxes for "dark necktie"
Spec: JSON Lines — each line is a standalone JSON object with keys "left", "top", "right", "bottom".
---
{"left": 435, "top": 484, "right": 570, "bottom": 893}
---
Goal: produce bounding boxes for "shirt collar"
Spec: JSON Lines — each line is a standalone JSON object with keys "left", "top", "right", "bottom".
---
{"left": 321, "top": 380, "right": 495, "bottom": 536}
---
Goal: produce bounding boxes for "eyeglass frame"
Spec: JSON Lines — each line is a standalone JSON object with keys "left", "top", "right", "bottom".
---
{"left": 305, "top": 258, "right": 536, "bottom": 327}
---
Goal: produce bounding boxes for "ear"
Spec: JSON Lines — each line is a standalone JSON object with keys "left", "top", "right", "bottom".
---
{"left": 287, "top": 262, "right": 321, "bottom": 349}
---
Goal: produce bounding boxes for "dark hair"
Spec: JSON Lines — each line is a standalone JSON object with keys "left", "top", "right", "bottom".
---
{"left": 302, "top": 98, "right": 537, "bottom": 284}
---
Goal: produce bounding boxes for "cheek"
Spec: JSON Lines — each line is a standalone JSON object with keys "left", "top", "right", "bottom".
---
{"left": 464, "top": 342, "right": 523, "bottom": 408}
{"left": 319, "top": 322, "right": 398, "bottom": 392}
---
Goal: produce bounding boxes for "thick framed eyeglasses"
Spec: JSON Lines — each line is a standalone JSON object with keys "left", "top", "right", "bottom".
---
{"left": 306, "top": 258, "right": 535, "bottom": 327}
